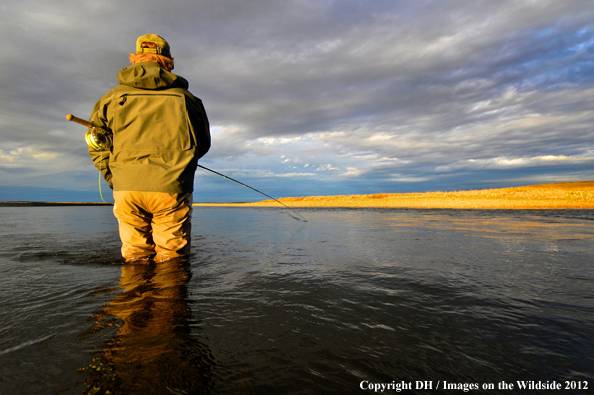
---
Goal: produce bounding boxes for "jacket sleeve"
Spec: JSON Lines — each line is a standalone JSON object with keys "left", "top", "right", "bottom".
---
{"left": 186, "top": 95, "right": 211, "bottom": 159}
{"left": 88, "top": 94, "right": 114, "bottom": 188}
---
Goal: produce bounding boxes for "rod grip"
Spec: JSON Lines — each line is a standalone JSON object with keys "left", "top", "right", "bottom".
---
{"left": 66, "top": 114, "right": 93, "bottom": 128}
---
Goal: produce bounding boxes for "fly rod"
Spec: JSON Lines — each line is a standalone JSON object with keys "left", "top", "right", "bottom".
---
{"left": 66, "top": 113, "right": 307, "bottom": 222}
{"left": 197, "top": 165, "right": 308, "bottom": 222}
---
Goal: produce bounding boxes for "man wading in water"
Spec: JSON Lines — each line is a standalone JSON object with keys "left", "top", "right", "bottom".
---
{"left": 88, "top": 34, "right": 210, "bottom": 263}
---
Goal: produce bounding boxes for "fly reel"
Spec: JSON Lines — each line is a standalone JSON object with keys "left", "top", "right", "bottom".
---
{"left": 85, "top": 128, "right": 113, "bottom": 150}
{"left": 66, "top": 114, "right": 112, "bottom": 151}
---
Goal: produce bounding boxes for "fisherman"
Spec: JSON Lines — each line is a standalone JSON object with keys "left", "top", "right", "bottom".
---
{"left": 87, "top": 34, "right": 210, "bottom": 263}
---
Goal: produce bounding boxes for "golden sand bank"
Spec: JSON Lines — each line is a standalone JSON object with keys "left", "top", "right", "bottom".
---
{"left": 194, "top": 181, "right": 594, "bottom": 209}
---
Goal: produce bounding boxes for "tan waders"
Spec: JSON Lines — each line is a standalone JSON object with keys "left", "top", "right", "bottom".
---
{"left": 113, "top": 191, "right": 193, "bottom": 262}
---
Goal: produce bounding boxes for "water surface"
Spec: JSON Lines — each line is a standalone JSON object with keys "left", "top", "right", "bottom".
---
{"left": 0, "top": 207, "right": 593, "bottom": 394}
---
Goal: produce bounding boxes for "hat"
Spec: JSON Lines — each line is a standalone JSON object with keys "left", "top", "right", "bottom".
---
{"left": 135, "top": 34, "right": 172, "bottom": 58}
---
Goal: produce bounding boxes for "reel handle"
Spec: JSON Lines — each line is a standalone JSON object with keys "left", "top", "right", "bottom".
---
{"left": 67, "top": 114, "right": 112, "bottom": 150}
{"left": 66, "top": 114, "right": 93, "bottom": 128}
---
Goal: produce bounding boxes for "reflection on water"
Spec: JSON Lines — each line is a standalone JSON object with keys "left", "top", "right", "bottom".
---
{"left": 79, "top": 259, "right": 213, "bottom": 394}
{"left": 0, "top": 207, "right": 592, "bottom": 394}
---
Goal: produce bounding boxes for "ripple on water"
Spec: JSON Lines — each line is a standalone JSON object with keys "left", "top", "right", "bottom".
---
{"left": 0, "top": 207, "right": 593, "bottom": 394}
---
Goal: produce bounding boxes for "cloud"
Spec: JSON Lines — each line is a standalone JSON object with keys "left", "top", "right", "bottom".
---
{"left": 1, "top": 0, "right": 594, "bottom": 201}
{"left": 0, "top": 147, "right": 61, "bottom": 166}
{"left": 436, "top": 152, "right": 594, "bottom": 172}
{"left": 317, "top": 164, "right": 339, "bottom": 171}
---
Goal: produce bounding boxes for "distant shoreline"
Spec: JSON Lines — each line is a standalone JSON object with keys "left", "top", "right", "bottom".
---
{"left": 195, "top": 181, "right": 594, "bottom": 209}
{"left": 3, "top": 182, "right": 594, "bottom": 209}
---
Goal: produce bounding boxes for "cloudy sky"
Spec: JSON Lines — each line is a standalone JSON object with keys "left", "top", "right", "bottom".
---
{"left": 1, "top": 0, "right": 593, "bottom": 202}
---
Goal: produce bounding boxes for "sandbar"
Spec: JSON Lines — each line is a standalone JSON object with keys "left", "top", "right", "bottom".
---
{"left": 193, "top": 181, "right": 594, "bottom": 209}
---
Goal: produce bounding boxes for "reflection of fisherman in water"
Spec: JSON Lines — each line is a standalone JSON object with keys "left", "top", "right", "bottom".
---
{"left": 79, "top": 259, "right": 213, "bottom": 394}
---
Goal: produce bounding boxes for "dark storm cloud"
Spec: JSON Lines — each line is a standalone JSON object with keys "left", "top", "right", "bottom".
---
{"left": 1, "top": 0, "right": 593, "bottom": 199}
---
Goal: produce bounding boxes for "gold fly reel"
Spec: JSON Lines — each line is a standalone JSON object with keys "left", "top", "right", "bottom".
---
{"left": 66, "top": 114, "right": 112, "bottom": 151}
{"left": 85, "top": 128, "right": 113, "bottom": 151}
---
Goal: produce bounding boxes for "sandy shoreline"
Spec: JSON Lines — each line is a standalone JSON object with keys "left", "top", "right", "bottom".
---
{"left": 1, "top": 182, "right": 592, "bottom": 209}
{"left": 193, "top": 181, "right": 594, "bottom": 209}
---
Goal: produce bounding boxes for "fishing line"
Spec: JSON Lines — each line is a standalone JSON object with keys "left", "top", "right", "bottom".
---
{"left": 66, "top": 114, "right": 303, "bottom": 218}
{"left": 98, "top": 151, "right": 107, "bottom": 203}
{"left": 197, "top": 164, "right": 308, "bottom": 222}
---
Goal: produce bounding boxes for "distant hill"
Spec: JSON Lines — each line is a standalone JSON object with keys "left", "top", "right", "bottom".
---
{"left": 195, "top": 181, "right": 594, "bottom": 209}
{"left": 515, "top": 181, "right": 594, "bottom": 190}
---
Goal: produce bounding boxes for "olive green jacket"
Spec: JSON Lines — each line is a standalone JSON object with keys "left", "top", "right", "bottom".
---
{"left": 88, "top": 62, "right": 210, "bottom": 193}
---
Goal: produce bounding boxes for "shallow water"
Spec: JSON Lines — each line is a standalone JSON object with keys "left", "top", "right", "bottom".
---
{"left": 0, "top": 207, "right": 593, "bottom": 394}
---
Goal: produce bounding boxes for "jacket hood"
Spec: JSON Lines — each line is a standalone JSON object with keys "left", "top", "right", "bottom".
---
{"left": 117, "top": 62, "right": 189, "bottom": 90}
